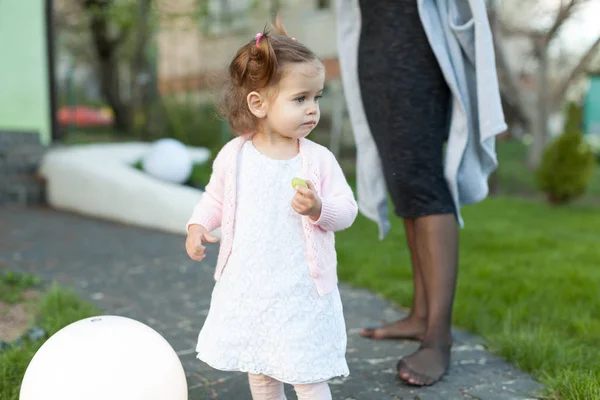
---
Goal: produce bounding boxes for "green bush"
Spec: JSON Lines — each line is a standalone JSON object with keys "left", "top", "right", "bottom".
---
{"left": 536, "top": 104, "right": 596, "bottom": 204}
{"left": 144, "top": 97, "right": 228, "bottom": 155}
{"left": 187, "top": 160, "right": 213, "bottom": 189}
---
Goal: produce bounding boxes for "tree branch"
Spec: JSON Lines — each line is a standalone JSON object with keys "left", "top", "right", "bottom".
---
{"left": 552, "top": 35, "right": 600, "bottom": 105}
{"left": 489, "top": 2, "right": 530, "bottom": 125}
{"left": 499, "top": 0, "right": 586, "bottom": 48}
{"left": 496, "top": 17, "right": 544, "bottom": 40}
{"left": 132, "top": 0, "right": 153, "bottom": 83}
{"left": 545, "top": 0, "right": 580, "bottom": 44}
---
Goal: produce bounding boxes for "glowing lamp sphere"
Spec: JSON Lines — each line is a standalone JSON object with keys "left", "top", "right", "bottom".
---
{"left": 142, "top": 138, "right": 192, "bottom": 184}
{"left": 20, "top": 315, "right": 188, "bottom": 400}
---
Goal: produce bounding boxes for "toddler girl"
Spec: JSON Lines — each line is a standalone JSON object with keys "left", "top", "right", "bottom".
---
{"left": 185, "top": 18, "right": 358, "bottom": 400}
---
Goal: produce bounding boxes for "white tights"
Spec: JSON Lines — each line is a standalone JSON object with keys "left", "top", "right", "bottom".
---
{"left": 247, "top": 373, "right": 332, "bottom": 400}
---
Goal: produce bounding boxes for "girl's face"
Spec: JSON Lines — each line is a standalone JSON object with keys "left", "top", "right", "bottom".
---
{"left": 263, "top": 61, "right": 325, "bottom": 140}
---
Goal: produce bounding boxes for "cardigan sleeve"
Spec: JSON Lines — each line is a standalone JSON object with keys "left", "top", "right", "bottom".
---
{"left": 309, "top": 148, "right": 358, "bottom": 232}
{"left": 185, "top": 144, "right": 229, "bottom": 234}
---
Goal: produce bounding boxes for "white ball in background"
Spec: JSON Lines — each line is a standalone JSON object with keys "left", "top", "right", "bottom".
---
{"left": 142, "top": 138, "right": 192, "bottom": 184}
{"left": 20, "top": 315, "right": 188, "bottom": 400}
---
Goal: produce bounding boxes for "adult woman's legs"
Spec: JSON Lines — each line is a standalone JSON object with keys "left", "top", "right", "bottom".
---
{"left": 397, "top": 213, "right": 458, "bottom": 385}
{"left": 362, "top": 215, "right": 459, "bottom": 385}
{"left": 360, "top": 219, "right": 428, "bottom": 340}
{"left": 356, "top": 0, "right": 458, "bottom": 386}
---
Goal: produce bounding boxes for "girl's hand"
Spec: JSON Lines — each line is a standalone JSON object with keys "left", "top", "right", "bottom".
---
{"left": 186, "top": 224, "right": 218, "bottom": 261}
{"left": 292, "top": 180, "right": 322, "bottom": 221}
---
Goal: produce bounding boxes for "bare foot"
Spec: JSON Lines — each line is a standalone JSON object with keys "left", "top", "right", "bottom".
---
{"left": 396, "top": 341, "right": 452, "bottom": 386}
{"left": 359, "top": 315, "right": 427, "bottom": 341}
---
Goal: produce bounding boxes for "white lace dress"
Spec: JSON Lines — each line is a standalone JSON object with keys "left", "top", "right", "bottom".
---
{"left": 196, "top": 141, "right": 349, "bottom": 384}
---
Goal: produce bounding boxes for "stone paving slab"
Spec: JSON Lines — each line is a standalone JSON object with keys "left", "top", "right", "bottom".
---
{"left": 0, "top": 206, "right": 545, "bottom": 399}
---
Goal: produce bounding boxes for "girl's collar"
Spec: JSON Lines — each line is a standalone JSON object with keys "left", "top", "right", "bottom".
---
{"left": 241, "top": 133, "right": 308, "bottom": 155}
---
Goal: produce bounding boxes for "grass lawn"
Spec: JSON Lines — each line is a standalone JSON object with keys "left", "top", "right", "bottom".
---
{"left": 0, "top": 271, "right": 99, "bottom": 400}
{"left": 336, "top": 195, "right": 600, "bottom": 399}
{"left": 0, "top": 272, "right": 42, "bottom": 304}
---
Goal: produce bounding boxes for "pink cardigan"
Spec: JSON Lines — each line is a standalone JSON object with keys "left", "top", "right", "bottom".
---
{"left": 186, "top": 135, "right": 358, "bottom": 296}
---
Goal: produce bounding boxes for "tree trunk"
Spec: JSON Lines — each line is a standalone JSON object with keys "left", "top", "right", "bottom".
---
{"left": 131, "top": 0, "right": 153, "bottom": 137}
{"left": 528, "top": 112, "right": 547, "bottom": 169}
{"left": 527, "top": 42, "right": 550, "bottom": 169}
{"left": 98, "top": 57, "right": 132, "bottom": 133}
{"left": 85, "top": 0, "right": 132, "bottom": 133}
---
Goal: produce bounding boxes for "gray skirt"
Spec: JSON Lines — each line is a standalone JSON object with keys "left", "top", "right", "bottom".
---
{"left": 357, "top": 0, "right": 456, "bottom": 219}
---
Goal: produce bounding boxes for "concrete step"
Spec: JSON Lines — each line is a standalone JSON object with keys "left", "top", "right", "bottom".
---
{"left": 0, "top": 131, "right": 46, "bottom": 205}
{"left": 0, "top": 174, "right": 45, "bottom": 205}
{"left": 0, "top": 144, "right": 46, "bottom": 173}
{"left": 0, "top": 131, "right": 41, "bottom": 147}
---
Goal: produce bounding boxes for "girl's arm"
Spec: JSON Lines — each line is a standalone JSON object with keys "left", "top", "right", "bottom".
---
{"left": 185, "top": 147, "right": 228, "bottom": 233}
{"left": 309, "top": 150, "right": 358, "bottom": 232}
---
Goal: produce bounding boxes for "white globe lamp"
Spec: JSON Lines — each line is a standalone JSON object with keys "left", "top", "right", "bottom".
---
{"left": 20, "top": 315, "right": 188, "bottom": 400}
{"left": 142, "top": 138, "right": 192, "bottom": 184}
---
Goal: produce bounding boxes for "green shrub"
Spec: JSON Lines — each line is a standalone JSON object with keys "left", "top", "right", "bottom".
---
{"left": 187, "top": 160, "right": 213, "bottom": 189}
{"left": 145, "top": 97, "right": 228, "bottom": 155}
{"left": 536, "top": 104, "right": 596, "bottom": 204}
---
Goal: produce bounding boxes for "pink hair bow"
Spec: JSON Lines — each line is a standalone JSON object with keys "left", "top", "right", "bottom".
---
{"left": 255, "top": 32, "right": 263, "bottom": 47}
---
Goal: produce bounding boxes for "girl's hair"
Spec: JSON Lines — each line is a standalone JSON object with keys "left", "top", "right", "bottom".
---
{"left": 217, "top": 17, "right": 319, "bottom": 135}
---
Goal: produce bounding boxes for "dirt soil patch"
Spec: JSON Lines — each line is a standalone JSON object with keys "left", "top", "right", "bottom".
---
{"left": 0, "top": 290, "right": 40, "bottom": 343}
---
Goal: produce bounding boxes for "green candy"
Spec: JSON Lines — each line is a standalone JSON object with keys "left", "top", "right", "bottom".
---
{"left": 291, "top": 177, "right": 308, "bottom": 189}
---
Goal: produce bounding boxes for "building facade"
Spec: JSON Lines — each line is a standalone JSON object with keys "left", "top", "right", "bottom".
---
{"left": 156, "top": 0, "right": 340, "bottom": 95}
